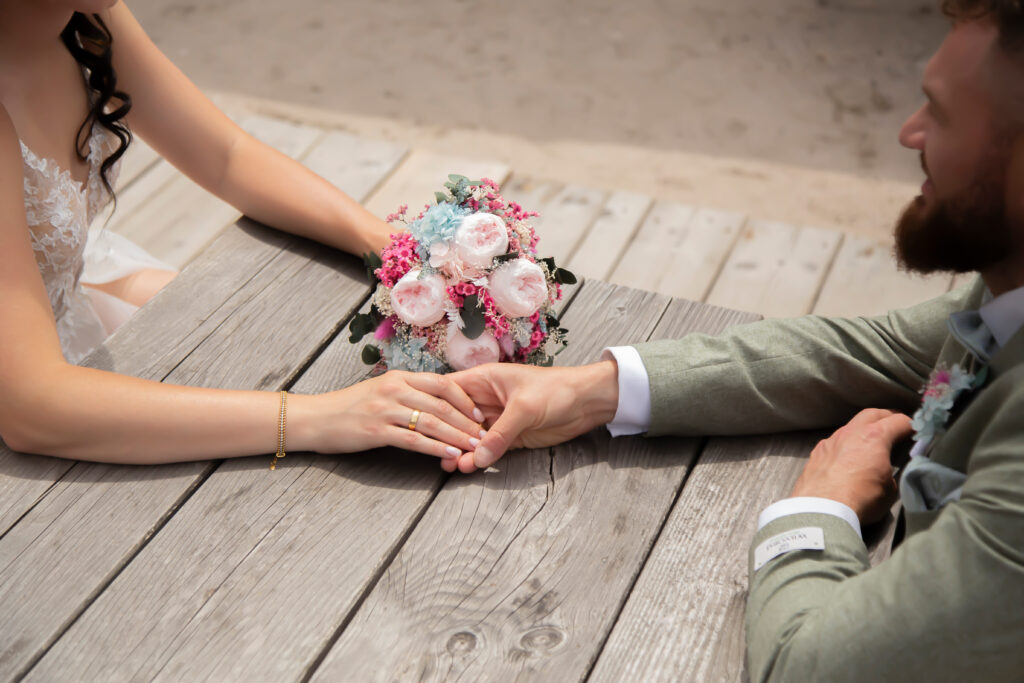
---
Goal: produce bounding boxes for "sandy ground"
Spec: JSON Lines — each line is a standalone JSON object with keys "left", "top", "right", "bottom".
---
{"left": 132, "top": 0, "right": 948, "bottom": 238}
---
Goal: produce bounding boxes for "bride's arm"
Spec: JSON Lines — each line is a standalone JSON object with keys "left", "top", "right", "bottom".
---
{"left": 1, "top": 111, "right": 477, "bottom": 465}
{"left": 104, "top": 3, "right": 392, "bottom": 257}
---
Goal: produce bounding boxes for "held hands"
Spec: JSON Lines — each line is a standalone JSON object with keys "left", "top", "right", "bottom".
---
{"left": 444, "top": 361, "right": 620, "bottom": 473}
{"left": 791, "top": 408, "right": 914, "bottom": 524}
{"left": 297, "top": 371, "right": 485, "bottom": 460}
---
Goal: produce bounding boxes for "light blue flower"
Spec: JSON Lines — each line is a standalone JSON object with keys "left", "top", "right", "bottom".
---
{"left": 382, "top": 336, "right": 449, "bottom": 373}
{"left": 910, "top": 364, "right": 977, "bottom": 444}
{"left": 408, "top": 203, "right": 470, "bottom": 261}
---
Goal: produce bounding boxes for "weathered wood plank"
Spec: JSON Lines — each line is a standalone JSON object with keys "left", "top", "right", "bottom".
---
{"left": 3, "top": 134, "right": 408, "bottom": 679}
{"left": 532, "top": 184, "right": 607, "bottom": 267}
{"left": 111, "top": 116, "right": 324, "bottom": 268}
{"left": 500, "top": 176, "right": 561, "bottom": 213}
{"left": 658, "top": 207, "right": 747, "bottom": 302}
{"left": 813, "top": 233, "right": 952, "bottom": 317}
{"left": 29, "top": 283, "right": 582, "bottom": 682}
{"left": 590, "top": 432, "right": 817, "bottom": 683}
{"left": 567, "top": 191, "right": 652, "bottom": 280}
{"left": 363, "top": 150, "right": 510, "bottom": 219}
{"left": 610, "top": 202, "right": 697, "bottom": 292}
{"left": 611, "top": 204, "right": 745, "bottom": 302}
{"left": 311, "top": 286, "right": 761, "bottom": 682}
{"left": 299, "top": 130, "right": 408, "bottom": 208}
{"left": 0, "top": 453, "right": 74, "bottom": 538}
{"left": 706, "top": 219, "right": 843, "bottom": 318}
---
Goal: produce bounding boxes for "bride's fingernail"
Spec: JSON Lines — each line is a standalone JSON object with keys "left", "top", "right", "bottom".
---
{"left": 469, "top": 437, "right": 480, "bottom": 448}
{"left": 445, "top": 446, "right": 461, "bottom": 457}
{"left": 479, "top": 429, "right": 488, "bottom": 439}
{"left": 473, "top": 407, "right": 485, "bottom": 422}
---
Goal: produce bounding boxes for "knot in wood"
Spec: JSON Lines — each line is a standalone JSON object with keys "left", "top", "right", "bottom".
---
{"left": 446, "top": 631, "right": 479, "bottom": 655}
{"left": 519, "top": 626, "right": 566, "bottom": 653}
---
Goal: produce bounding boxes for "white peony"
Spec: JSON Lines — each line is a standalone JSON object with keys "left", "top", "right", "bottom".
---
{"left": 487, "top": 258, "right": 548, "bottom": 318}
{"left": 390, "top": 269, "right": 448, "bottom": 326}
{"left": 447, "top": 328, "right": 500, "bottom": 371}
{"left": 454, "top": 213, "right": 509, "bottom": 268}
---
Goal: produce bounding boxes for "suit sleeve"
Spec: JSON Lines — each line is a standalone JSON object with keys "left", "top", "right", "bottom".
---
{"left": 634, "top": 279, "right": 984, "bottom": 436}
{"left": 744, "top": 374, "right": 1024, "bottom": 683}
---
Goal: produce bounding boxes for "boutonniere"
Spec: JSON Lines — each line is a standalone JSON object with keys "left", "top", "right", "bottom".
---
{"left": 911, "top": 363, "right": 988, "bottom": 448}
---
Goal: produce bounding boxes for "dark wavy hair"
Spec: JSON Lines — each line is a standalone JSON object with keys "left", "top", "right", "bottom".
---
{"left": 942, "top": 0, "right": 1024, "bottom": 52}
{"left": 60, "top": 12, "right": 132, "bottom": 197}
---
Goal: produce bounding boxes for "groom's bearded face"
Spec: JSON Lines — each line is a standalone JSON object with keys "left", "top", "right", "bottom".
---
{"left": 894, "top": 143, "right": 1016, "bottom": 274}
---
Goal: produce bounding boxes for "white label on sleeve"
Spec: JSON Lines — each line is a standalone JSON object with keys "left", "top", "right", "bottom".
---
{"left": 753, "top": 526, "right": 825, "bottom": 571}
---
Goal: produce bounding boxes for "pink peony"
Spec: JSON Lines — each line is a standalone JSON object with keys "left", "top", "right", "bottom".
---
{"left": 391, "top": 269, "right": 447, "bottom": 326}
{"left": 487, "top": 258, "right": 548, "bottom": 318}
{"left": 454, "top": 213, "right": 509, "bottom": 268}
{"left": 447, "top": 328, "right": 500, "bottom": 371}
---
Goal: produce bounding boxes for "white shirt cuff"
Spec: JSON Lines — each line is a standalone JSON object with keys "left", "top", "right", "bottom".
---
{"left": 757, "top": 497, "right": 862, "bottom": 540}
{"left": 601, "top": 346, "right": 652, "bottom": 437}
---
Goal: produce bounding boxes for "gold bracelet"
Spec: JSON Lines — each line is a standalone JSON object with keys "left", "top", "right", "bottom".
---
{"left": 270, "top": 390, "right": 287, "bottom": 470}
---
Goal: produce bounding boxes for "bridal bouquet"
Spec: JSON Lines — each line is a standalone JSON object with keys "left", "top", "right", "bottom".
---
{"left": 349, "top": 176, "right": 575, "bottom": 373}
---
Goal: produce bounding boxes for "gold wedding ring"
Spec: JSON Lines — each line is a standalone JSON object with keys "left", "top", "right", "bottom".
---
{"left": 407, "top": 409, "right": 422, "bottom": 432}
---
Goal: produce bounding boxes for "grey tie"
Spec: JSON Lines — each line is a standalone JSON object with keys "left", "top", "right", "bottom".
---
{"left": 947, "top": 309, "right": 998, "bottom": 364}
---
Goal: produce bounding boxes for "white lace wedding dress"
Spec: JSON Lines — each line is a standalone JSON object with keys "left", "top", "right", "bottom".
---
{"left": 22, "top": 124, "right": 171, "bottom": 364}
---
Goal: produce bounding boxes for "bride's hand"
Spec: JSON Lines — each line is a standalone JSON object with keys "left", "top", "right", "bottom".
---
{"left": 296, "top": 371, "right": 485, "bottom": 460}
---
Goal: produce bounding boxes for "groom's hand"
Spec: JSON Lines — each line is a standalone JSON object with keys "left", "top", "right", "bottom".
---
{"left": 446, "top": 360, "right": 620, "bottom": 473}
{"left": 791, "top": 408, "right": 913, "bottom": 524}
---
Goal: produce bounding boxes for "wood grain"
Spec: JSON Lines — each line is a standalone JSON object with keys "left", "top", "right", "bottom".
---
{"left": 658, "top": 207, "right": 747, "bottom": 302}
{"left": 813, "top": 233, "right": 952, "bottom": 317}
{"left": 29, "top": 281, "right": 582, "bottom": 682}
{"left": 567, "top": 191, "right": 652, "bottom": 280}
{"left": 707, "top": 219, "right": 843, "bottom": 318}
{"left": 610, "top": 202, "right": 697, "bottom": 292}
{"left": 110, "top": 116, "right": 324, "bottom": 268}
{"left": 311, "top": 285, "right": 760, "bottom": 682}
{"left": 611, "top": 203, "right": 745, "bottom": 303}
{"left": 589, "top": 432, "right": 818, "bottom": 683}
{"left": 532, "top": 184, "right": 607, "bottom": 267}
{"left": 363, "top": 150, "right": 510, "bottom": 218}
{"left": 500, "top": 176, "right": 562, "bottom": 213}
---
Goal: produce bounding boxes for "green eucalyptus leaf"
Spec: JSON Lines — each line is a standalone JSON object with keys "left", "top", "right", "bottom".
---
{"left": 461, "top": 293, "right": 486, "bottom": 340}
{"left": 554, "top": 268, "right": 578, "bottom": 285}
{"left": 448, "top": 174, "right": 468, "bottom": 183}
{"left": 361, "top": 344, "right": 381, "bottom": 365}
{"left": 348, "top": 313, "right": 376, "bottom": 344}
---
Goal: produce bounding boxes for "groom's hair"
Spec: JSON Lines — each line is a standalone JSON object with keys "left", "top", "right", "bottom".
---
{"left": 943, "top": 1, "right": 1024, "bottom": 54}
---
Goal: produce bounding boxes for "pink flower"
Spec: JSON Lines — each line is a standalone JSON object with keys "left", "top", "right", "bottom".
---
{"left": 454, "top": 213, "right": 509, "bottom": 268}
{"left": 498, "top": 332, "right": 516, "bottom": 359}
{"left": 374, "top": 317, "right": 396, "bottom": 341}
{"left": 391, "top": 269, "right": 447, "bottom": 326}
{"left": 447, "top": 328, "right": 500, "bottom": 371}
{"left": 487, "top": 258, "right": 548, "bottom": 318}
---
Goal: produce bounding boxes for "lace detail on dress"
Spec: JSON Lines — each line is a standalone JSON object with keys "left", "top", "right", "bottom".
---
{"left": 21, "top": 124, "right": 122, "bottom": 363}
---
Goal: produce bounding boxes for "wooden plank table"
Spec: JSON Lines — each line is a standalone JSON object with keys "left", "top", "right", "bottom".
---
{"left": 0, "top": 214, "right": 897, "bottom": 682}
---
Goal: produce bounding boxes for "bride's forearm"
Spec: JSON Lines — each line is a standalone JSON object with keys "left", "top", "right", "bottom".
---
{"left": 217, "top": 133, "right": 391, "bottom": 256}
{"left": 2, "top": 364, "right": 319, "bottom": 464}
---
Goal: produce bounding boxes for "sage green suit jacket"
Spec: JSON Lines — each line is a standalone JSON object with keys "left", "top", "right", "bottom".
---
{"left": 633, "top": 277, "right": 1024, "bottom": 682}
